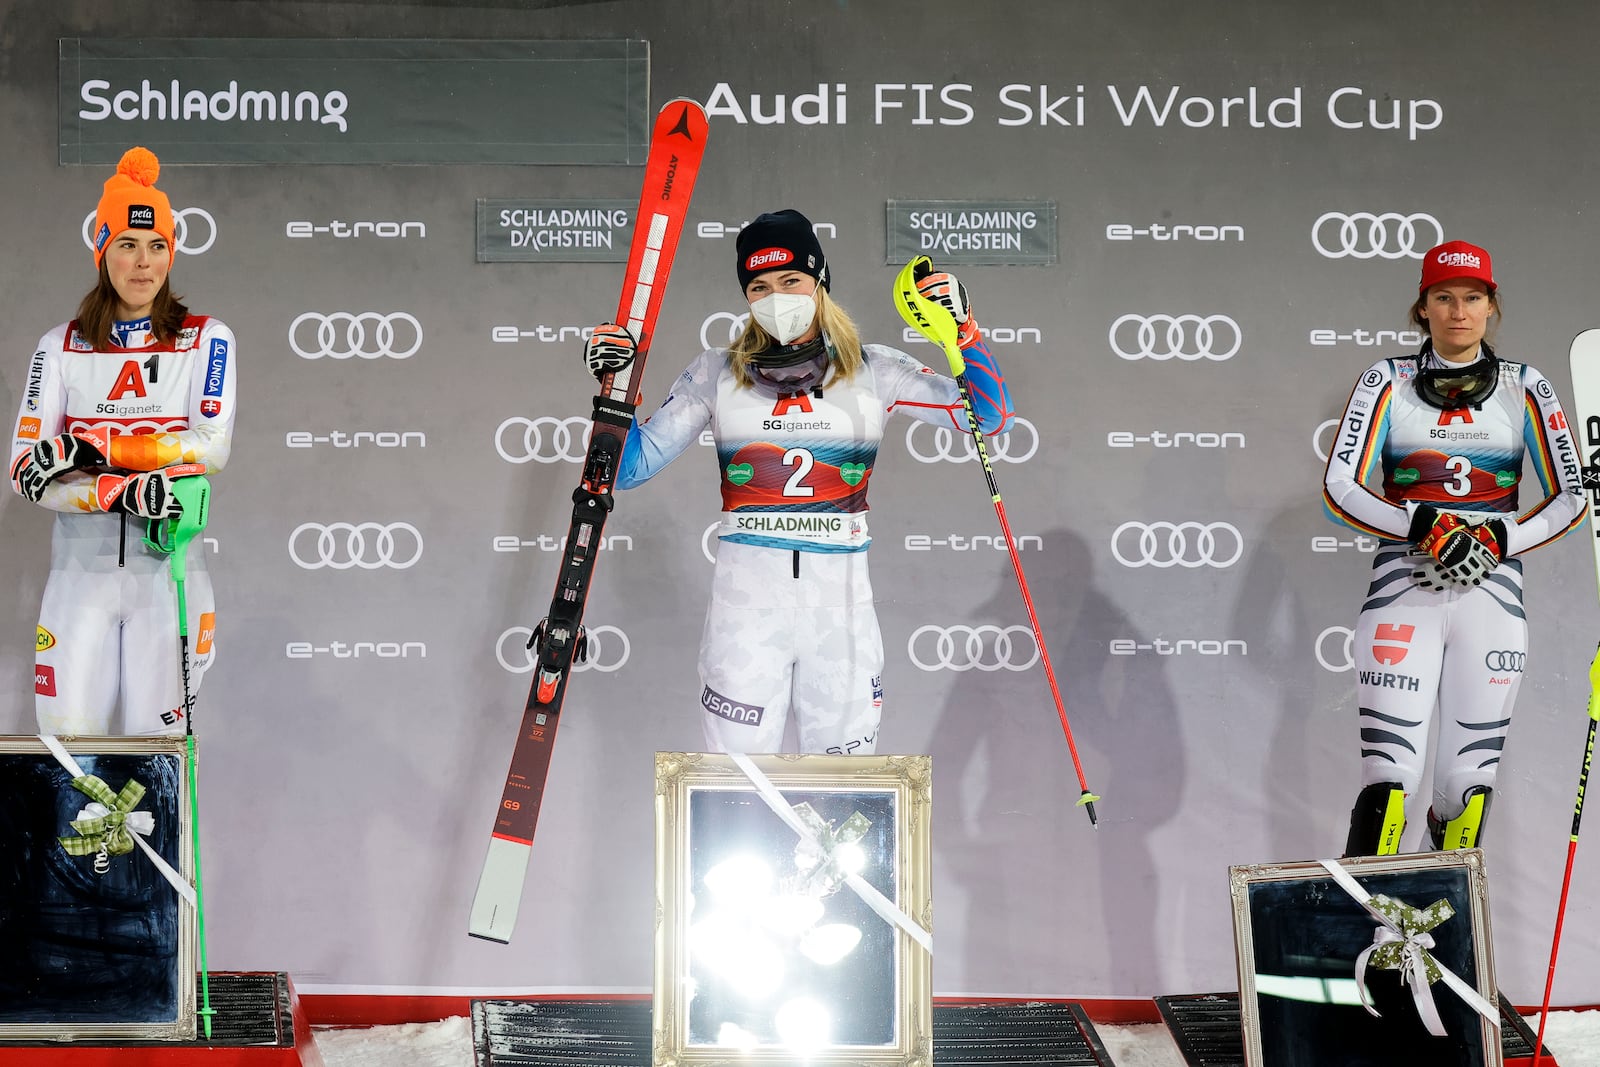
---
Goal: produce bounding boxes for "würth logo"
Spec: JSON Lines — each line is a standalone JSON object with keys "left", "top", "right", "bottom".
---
{"left": 745, "top": 247, "right": 794, "bottom": 272}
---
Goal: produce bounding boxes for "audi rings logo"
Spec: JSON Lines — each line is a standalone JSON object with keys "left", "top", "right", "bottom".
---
{"left": 1313, "top": 418, "right": 1339, "bottom": 463}
{"left": 81, "top": 207, "right": 217, "bottom": 256}
{"left": 908, "top": 625, "right": 1039, "bottom": 672}
{"left": 290, "top": 312, "right": 423, "bottom": 359}
{"left": 1311, "top": 212, "right": 1444, "bottom": 260}
{"left": 701, "top": 310, "right": 752, "bottom": 349}
{"left": 496, "top": 625, "right": 630, "bottom": 674}
{"left": 1484, "top": 650, "right": 1526, "bottom": 673}
{"left": 1109, "top": 314, "right": 1241, "bottom": 361}
{"left": 905, "top": 416, "right": 1039, "bottom": 464}
{"left": 702, "top": 521, "right": 721, "bottom": 564}
{"left": 1110, "top": 521, "right": 1243, "bottom": 568}
{"left": 496, "top": 416, "right": 591, "bottom": 464}
{"left": 1316, "top": 626, "right": 1355, "bottom": 673}
{"left": 289, "top": 522, "right": 424, "bottom": 570}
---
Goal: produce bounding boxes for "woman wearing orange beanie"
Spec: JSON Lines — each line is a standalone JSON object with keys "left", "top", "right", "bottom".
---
{"left": 9, "top": 146, "right": 235, "bottom": 735}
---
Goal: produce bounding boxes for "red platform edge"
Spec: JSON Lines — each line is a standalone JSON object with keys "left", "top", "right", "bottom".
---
{"left": 1, "top": 973, "right": 325, "bottom": 1067}
{"left": 299, "top": 990, "right": 1164, "bottom": 1028}
{"left": 296, "top": 991, "right": 1600, "bottom": 1031}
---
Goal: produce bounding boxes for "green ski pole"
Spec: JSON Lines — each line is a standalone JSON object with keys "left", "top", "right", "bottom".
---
{"left": 147, "top": 473, "right": 215, "bottom": 1038}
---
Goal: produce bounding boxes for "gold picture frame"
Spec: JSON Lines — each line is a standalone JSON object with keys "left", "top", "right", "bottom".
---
{"left": 1230, "top": 850, "right": 1500, "bottom": 1067}
{"left": 0, "top": 735, "right": 197, "bottom": 1042}
{"left": 653, "top": 753, "right": 933, "bottom": 1066}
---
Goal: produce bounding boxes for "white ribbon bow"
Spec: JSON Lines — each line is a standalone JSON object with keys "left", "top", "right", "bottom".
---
{"left": 40, "top": 734, "right": 197, "bottom": 908}
{"left": 1319, "top": 859, "right": 1497, "bottom": 1038}
{"left": 730, "top": 752, "right": 932, "bottom": 954}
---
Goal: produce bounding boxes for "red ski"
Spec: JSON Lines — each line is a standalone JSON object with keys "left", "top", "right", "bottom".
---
{"left": 469, "top": 99, "right": 708, "bottom": 942}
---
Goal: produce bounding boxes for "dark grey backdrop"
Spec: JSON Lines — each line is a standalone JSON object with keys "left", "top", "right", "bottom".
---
{"left": 2, "top": 0, "right": 1598, "bottom": 1005}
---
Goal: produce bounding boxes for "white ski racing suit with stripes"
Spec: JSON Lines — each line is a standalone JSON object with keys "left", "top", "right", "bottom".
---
{"left": 10, "top": 316, "right": 235, "bottom": 736}
{"left": 1323, "top": 352, "right": 1584, "bottom": 821}
{"left": 617, "top": 339, "right": 1011, "bottom": 754}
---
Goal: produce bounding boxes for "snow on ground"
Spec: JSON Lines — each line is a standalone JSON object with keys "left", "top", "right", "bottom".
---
{"left": 312, "top": 1011, "right": 1600, "bottom": 1066}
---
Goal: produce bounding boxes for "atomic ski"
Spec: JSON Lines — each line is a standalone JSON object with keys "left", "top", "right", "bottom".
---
{"left": 1571, "top": 329, "right": 1600, "bottom": 588}
{"left": 1528, "top": 328, "right": 1600, "bottom": 1062}
{"left": 469, "top": 99, "right": 708, "bottom": 943}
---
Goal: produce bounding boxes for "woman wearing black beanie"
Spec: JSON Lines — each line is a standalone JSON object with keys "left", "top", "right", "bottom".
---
{"left": 581, "top": 208, "right": 1013, "bottom": 754}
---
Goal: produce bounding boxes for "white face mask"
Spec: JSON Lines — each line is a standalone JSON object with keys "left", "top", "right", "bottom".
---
{"left": 748, "top": 292, "right": 817, "bottom": 344}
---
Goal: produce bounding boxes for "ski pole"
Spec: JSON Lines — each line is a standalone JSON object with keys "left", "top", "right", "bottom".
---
{"left": 892, "top": 257, "right": 1100, "bottom": 828}
{"left": 147, "top": 471, "right": 215, "bottom": 1038}
{"left": 1530, "top": 640, "right": 1600, "bottom": 1066}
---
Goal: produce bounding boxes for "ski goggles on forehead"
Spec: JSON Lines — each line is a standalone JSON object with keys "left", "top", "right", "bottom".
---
{"left": 1416, "top": 355, "right": 1499, "bottom": 410}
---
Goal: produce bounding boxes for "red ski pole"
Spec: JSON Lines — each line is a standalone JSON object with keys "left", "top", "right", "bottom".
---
{"left": 893, "top": 257, "right": 1100, "bottom": 827}
{"left": 1531, "top": 641, "right": 1600, "bottom": 1065}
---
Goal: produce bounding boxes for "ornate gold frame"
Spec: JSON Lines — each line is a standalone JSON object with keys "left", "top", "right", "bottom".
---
{"left": 653, "top": 753, "right": 933, "bottom": 1067}
{"left": 1230, "top": 849, "right": 1500, "bottom": 1067}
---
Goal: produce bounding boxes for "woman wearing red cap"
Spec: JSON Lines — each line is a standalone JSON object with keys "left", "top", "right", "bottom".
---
{"left": 1324, "top": 240, "right": 1584, "bottom": 854}
{"left": 9, "top": 147, "right": 236, "bottom": 735}
{"left": 582, "top": 208, "right": 1013, "bottom": 754}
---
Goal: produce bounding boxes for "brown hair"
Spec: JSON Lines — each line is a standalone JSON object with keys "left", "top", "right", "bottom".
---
{"left": 73, "top": 259, "right": 189, "bottom": 350}
{"left": 728, "top": 285, "right": 864, "bottom": 388}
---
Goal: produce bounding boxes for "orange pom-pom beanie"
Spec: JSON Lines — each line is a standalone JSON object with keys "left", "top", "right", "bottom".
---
{"left": 92, "top": 147, "right": 174, "bottom": 268}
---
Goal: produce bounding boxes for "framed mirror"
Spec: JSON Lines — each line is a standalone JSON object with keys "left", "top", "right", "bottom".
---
{"left": 0, "top": 735, "right": 197, "bottom": 1041}
{"left": 1230, "top": 850, "right": 1499, "bottom": 1067}
{"left": 653, "top": 753, "right": 932, "bottom": 1066}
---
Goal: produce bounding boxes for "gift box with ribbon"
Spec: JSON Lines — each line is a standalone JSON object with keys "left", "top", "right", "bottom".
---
{"left": 1230, "top": 850, "right": 1503, "bottom": 1067}
{"left": 0, "top": 735, "right": 197, "bottom": 1041}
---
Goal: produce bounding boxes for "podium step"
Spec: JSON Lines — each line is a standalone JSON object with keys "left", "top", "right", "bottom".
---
{"left": 1154, "top": 990, "right": 1544, "bottom": 1066}
{"left": 472, "top": 997, "right": 1114, "bottom": 1066}
{"left": 0, "top": 972, "right": 322, "bottom": 1066}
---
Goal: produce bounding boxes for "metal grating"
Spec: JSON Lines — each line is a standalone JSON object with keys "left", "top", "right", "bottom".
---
{"left": 0, "top": 971, "right": 290, "bottom": 1049}
{"left": 473, "top": 998, "right": 1113, "bottom": 1066}
{"left": 1155, "top": 991, "right": 1543, "bottom": 1066}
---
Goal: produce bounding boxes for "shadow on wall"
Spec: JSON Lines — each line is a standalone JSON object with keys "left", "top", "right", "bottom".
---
{"left": 929, "top": 524, "right": 1183, "bottom": 995}
{"left": 1227, "top": 497, "right": 1367, "bottom": 865}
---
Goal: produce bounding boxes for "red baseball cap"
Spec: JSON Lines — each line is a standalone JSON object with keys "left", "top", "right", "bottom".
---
{"left": 1418, "top": 240, "right": 1495, "bottom": 293}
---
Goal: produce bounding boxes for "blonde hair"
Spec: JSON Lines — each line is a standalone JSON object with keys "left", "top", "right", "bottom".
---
{"left": 728, "top": 285, "right": 864, "bottom": 388}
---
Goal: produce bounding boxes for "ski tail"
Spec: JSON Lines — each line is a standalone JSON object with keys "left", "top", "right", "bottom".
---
{"left": 469, "top": 98, "right": 709, "bottom": 944}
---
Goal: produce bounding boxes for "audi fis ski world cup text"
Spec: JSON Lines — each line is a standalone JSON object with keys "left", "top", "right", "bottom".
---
{"left": 704, "top": 82, "right": 1443, "bottom": 138}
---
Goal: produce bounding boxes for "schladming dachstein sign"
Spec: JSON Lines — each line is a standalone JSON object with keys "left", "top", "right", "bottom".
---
{"left": 886, "top": 199, "right": 1058, "bottom": 266}
{"left": 58, "top": 38, "right": 649, "bottom": 165}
